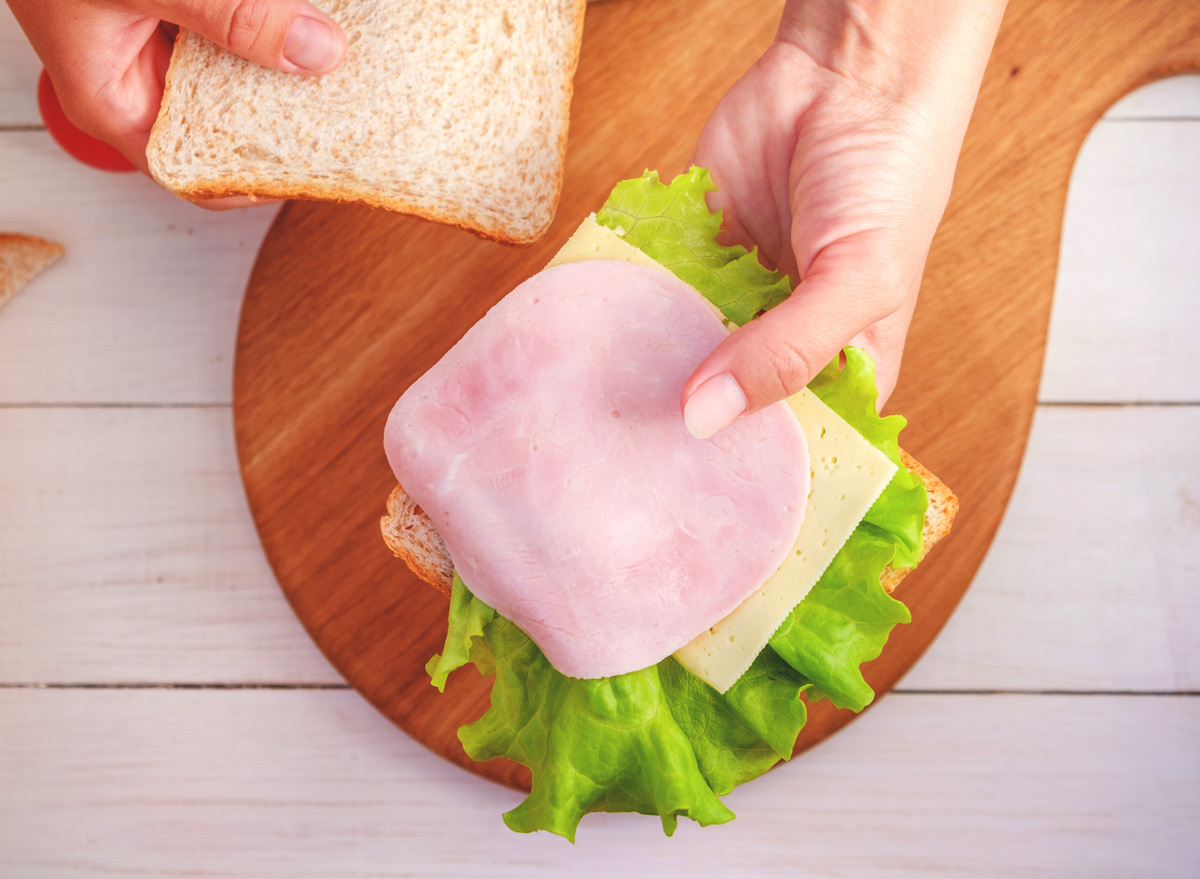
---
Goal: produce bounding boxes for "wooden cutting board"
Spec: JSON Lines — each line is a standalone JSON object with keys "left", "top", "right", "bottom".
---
{"left": 233, "top": 0, "right": 1200, "bottom": 792}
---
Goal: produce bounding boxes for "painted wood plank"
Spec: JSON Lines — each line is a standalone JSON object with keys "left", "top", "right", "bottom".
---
{"left": 0, "top": 131, "right": 277, "bottom": 405}
{"left": 1104, "top": 74, "right": 1200, "bottom": 119}
{"left": 0, "top": 96, "right": 1195, "bottom": 408}
{"left": 1039, "top": 119, "right": 1200, "bottom": 403}
{"left": 901, "top": 404, "right": 1200, "bottom": 692}
{"left": 0, "top": 407, "right": 341, "bottom": 684}
{"left": 2, "top": 404, "right": 1195, "bottom": 693}
{"left": 0, "top": 689, "right": 1195, "bottom": 877}
{"left": 0, "top": 5, "right": 41, "bottom": 128}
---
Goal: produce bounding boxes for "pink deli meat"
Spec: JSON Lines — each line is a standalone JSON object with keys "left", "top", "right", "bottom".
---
{"left": 384, "top": 260, "right": 808, "bottom": 678}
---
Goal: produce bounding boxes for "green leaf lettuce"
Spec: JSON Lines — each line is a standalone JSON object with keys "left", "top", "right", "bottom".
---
{"left": 422, "top": 168, "right": 929, "bottom": 840}
{"left": 595, "top": 167, "right": 791, "bottom": 325}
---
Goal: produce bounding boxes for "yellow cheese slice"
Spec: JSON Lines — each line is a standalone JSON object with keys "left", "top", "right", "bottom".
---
{"left": 673, "top": 390, "right": 897, "bottom": 692}
{"left": 550, "top": 215, "right": 897, "bottom": 694}
{"left": 549, "top": 215, "right": 730, "bottom": 326}
{"left": 547, "top": 214, "right": 674, "bottom": 275}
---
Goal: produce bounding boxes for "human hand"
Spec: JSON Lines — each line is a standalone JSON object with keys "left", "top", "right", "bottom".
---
{"left": 681, "top": 0, "right": 1006, "bottom": 439}
{"left": 8, "top": 0, "right": 346, "bottom": 206}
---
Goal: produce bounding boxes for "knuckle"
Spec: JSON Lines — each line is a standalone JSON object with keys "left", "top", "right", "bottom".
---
{"left": 756, "top": 329, "right": 821, "bottom": 401}
{"left": 61, "top": 81, "right": 121, "bottom": 142}
{"left": 54, "top": 90, "right": 98, "bottom": 136}
{"left": 870, "top": 241, "right": 920, "bottom": 315}
{"left": 876, "top": 275, "right": 911, "bottom": 316}
{"left": 224, "top": 0, "right": 273, "bottom": 56}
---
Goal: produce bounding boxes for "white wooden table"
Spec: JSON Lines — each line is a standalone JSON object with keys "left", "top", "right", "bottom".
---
{"left": 2, "top": 8, "right": 1198, "bottom": 876}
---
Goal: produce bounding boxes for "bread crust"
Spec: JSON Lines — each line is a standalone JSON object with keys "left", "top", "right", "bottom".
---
{"left": 381, "top": 448, "right": 958, "bottom": 597}
{"left": 880, "top": 450, "right": 959, "bottom": 594}
{"left": 381, "top": 484, "right": 454, "bottom": 596}
{"left": 153, "top": 175, "right": 552, "bottom": 247}
{"left": 0, "top": 233, "right": 65, "bottom": 307}
{"left": 146, "top": 0, "right": 588, "bottom": 246}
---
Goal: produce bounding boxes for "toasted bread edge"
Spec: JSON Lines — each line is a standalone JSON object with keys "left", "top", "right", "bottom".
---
{"left": 0, "top": 233, "right": 65, "bottom": 307}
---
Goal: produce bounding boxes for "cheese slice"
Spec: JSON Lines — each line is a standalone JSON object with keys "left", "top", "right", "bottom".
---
{"left": 673, "top": 390, "right": 897, "bottom": 692}
{"left": 549, "top": 215, "right": 898, "bottom": 694}
{"left": 546, "top": 214, "right": 674, "bottom": 275}
{"left": 548, "top": 215, "right": 730, "bottom": 324}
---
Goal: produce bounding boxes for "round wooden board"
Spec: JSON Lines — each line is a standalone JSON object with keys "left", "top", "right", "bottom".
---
{"left": 234, "top": 0, "right": 1200, "bottom": 793}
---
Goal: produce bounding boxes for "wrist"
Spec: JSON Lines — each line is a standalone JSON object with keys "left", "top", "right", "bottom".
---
{"left": 777, "top": 0, "right": 1007, "bottom": 112}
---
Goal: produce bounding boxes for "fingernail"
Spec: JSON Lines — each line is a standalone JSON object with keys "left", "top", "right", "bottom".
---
{"left": 284, "top": 15, "right": 340, "bottom": 73}
{"left": 684, "top": 372, "right": 747, "bottom": 440}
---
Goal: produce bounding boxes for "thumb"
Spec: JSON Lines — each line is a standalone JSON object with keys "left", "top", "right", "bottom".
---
{"left": 681, "top": 234, "right": 912, "bottom": 439}
{"left": 136, "top": 0, "right": 346, "bottom": 74}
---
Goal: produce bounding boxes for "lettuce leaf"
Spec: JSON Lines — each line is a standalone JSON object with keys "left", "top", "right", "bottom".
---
{"left": 768, "top": 529, "right": 909, "bottom": 712}
{"left": 426, "top": 572, "right": 494, "bottom": 692}
{"left": 424, "top": 168, "right": 929, "bottom": 840}
{"left": 461, "top": 613, "right": 735, "bottom": 841}
{"left": 596, "top": 168, "right": 791, "bottom": 325}
{"left": 766, "top": 348, "right": 929, "bottom": 711}
{"left": 430, "top": 576, "right": 811, "bottom": 842}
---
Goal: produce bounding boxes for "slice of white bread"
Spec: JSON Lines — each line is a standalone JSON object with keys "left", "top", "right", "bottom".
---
{"left": 0, "top": 234, "right": 64, "bottom": 311}
{"left": 147, "top": 0, "right": 587, "bottom": 245}
{"left": 382, "top": 449, "right": 958, "bottom": 598}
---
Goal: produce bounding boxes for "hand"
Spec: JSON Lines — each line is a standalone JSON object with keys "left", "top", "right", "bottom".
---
{"left": 8, "top": 0, "right": 346, "bottom": 206}
{"left": 681, "top": 0, "right": 1006, "bottom": 439}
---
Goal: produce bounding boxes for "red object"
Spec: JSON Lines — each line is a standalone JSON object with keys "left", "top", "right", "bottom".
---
{"left": 37, "top": 69, "right": 136, "bottom": 173}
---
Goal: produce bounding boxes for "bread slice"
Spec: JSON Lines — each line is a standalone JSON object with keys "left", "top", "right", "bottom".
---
{"left": 147, "top": 0, "right": 586, "bottom": 245}
{"left": 382, "top": 450, "right": 958, "bottom": 598}
{"left": 0, "top": 234, "right": 64, "bottom": 311}
{"left": 381, "top": 482, "right": 455, "bottom": 596}
{"left": 881, "top": 451, "right": 959, "bottom": 593}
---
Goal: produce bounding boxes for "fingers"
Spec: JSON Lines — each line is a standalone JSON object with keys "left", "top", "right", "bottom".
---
{"left": 688, "top": 45, "right": 808, "bottom": 275}
{"left": 681, "top": 233, "right": 917, "bottom": 438}
{"left": 847, "top": 268, "right": 922, "bottom": 409}
{"left": 33, "top": 12, "right": 174, "bottom": 175}
{"left": 12, "top": 0, "right": 343, "bottom": 205}
{"left": 129, "top": 0, "right": 346, "bottom": 74}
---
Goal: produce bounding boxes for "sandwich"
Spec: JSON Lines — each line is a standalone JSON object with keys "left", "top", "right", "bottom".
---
{"left": 147, "top": 0, "right": 586, "bottom": 244}
{"left": 381, "top": 168, "right": 957, "bottom": 840}
{"left": 0, "top": 233, "right": 64, "bottom": 311}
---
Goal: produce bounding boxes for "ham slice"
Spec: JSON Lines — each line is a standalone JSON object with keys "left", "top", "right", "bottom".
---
{"left": 384, "top": 260, "right": 808, "bottom": 678}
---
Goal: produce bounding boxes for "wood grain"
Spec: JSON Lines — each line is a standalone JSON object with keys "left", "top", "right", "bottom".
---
{"left": 0, "top": 408, "right": 342, "bottom": 685}
{"left": 2, "top": 97, "right": 1196, "bottom": 408}
{"left": 1041, "top": 119, "right": 1200, "bottom": 403}
{"left": 1104, "top": 74, "right": 1200, "bottom": 118}
{"left": 2, "top": 689, "right": 1197, "bottom": 877}
{"left": 2, "top": 407, "right": 1195, "bottom": 689}
{"left": 0, "top": 4, "right": 40, "bottom": 127}
{"left": 0, "top": 130, "right": 278, "bottom": 405}
{"left": 232, "top": 0, "right": 1200, "bottom": 792}
{"left": 900, "top": 405, "right": 1200, "bottom": 693}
